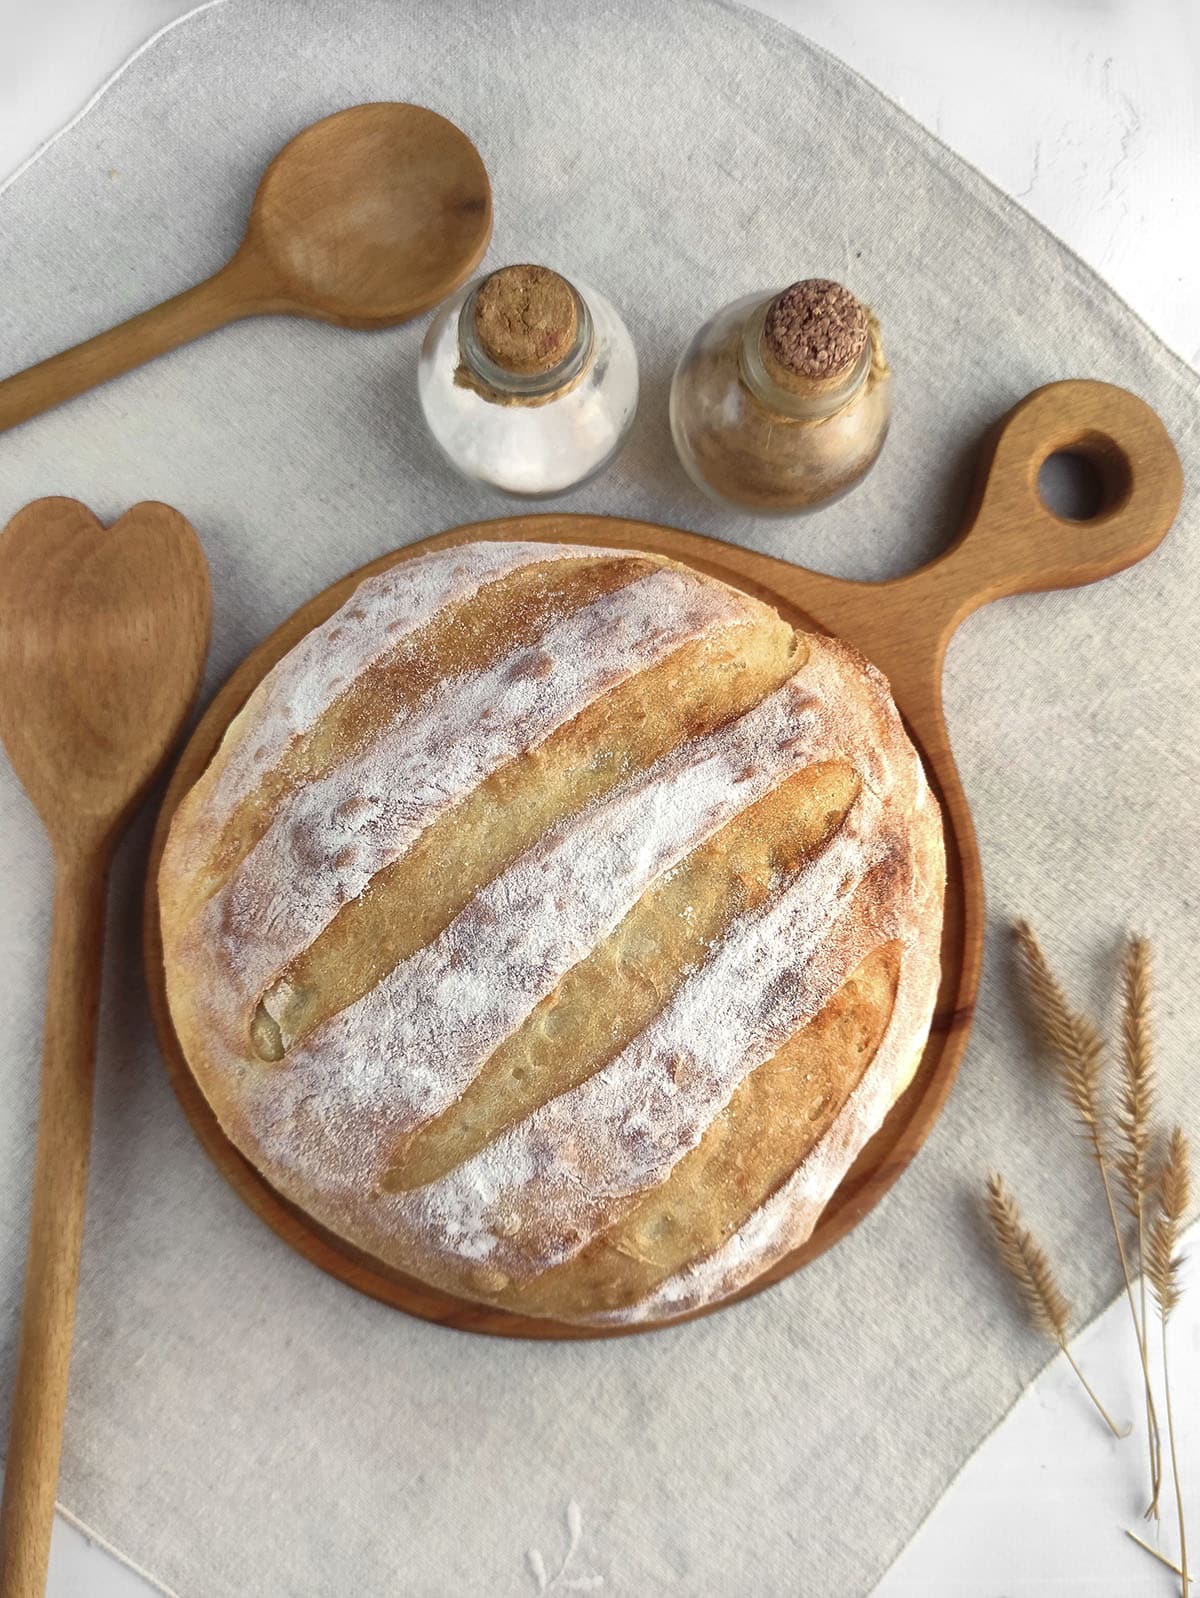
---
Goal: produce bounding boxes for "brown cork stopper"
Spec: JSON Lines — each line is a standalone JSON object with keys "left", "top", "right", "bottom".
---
{"left": 761, "top": 279, "right": 869, "bottom": 394}
{"left": 472, "top": 264, "right": 579, "bottom": 376}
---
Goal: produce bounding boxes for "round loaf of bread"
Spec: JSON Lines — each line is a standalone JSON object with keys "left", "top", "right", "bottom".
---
{"left": 159, "top": 539, "right": 945, "bottom": 1325}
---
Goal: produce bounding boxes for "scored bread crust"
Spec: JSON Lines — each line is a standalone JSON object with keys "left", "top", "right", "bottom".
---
{"left": 159, "top": 539, "right": 945, "bottom": 1325}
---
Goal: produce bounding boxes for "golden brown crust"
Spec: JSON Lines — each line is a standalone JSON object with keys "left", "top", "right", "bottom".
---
{"left": 158, "top": 540, "right": 945, "bottom": 1324}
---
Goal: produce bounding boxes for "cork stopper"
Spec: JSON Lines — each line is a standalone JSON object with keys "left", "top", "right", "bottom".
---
{"left": 472, "top": 264, "right": 579, "bottom": 377}
{"left": 761, "top": 279, "right": 869, "bottom": 394}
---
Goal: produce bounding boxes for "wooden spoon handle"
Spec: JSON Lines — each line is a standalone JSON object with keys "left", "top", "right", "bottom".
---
{"left": 0, "top": 857, "right": 108, "bottom": 1598}
{"left": 0, "top": 255, "right": 264, "bottom": 435}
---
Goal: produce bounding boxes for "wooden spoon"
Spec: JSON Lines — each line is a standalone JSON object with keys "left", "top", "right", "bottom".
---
{"left": 0, "top": 498, "right": 210, "bottom": 1598}
{"left": 0, "top": 103, "right": 492, "bottom": 434}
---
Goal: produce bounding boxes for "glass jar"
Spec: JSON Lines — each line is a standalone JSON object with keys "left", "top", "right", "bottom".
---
{"left": 670, "top": 279, "right": 890, "bottom": 515}
{"left": 418, "top": 263, "right": 638, "bottom": 498}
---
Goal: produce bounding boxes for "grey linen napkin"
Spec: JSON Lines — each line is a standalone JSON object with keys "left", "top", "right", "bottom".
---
{"left": 1, "top": 2, "right": 1198, "bottom": 1594}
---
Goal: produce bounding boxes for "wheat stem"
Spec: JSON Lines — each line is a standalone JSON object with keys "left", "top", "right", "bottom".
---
{"left": 1093, "top": 1154, "right": 1163, "bottom": 1494}
{"left": 1163, "top": 1318, "right": 1188, "bottom": 1595}
{"left": 1125, "top": 1529, "right": 1192, "bottom": 1582}
{"left": 1140, "top": 1262, "right": 1160, "bottom": 1517}
{"left": 1057, "top": 1342, "right": 1131, "bottom": 1439}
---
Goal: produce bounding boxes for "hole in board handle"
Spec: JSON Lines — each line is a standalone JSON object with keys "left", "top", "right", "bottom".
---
{"left": 1035, "top": 434, "right": 1133, "bottom": 525}
{"left": 1037, "top": 451, "right": 1106, "bottom": 522}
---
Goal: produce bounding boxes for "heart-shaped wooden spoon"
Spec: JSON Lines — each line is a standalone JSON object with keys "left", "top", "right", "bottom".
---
{"left": 0, "top": 103, "right": 492, "bottom": 434}
{"left": 0, "top": 498, "right": 210, "bottom": 1597}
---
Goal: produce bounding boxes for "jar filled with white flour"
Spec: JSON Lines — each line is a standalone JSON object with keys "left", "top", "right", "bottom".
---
{"left": 418, "top": 263, "right": 638, "bottom": 497}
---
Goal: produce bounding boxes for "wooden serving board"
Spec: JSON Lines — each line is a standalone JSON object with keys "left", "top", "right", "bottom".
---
{"left": 144, "top": 378, "right": 1181, "bottom": 1339}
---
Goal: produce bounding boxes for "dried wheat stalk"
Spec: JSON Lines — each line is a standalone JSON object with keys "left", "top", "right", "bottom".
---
{"left": 1118, "top": 937, "right": 1156, "bottom": 1221}
{"left": 1147, "top": 1128, "right": 1191, "bottom": 1596}
{"left": 1148, "top": 1128, "right": 1191, "bottom": 1320}
{"left": 1116, "top": 935, "right": 1164, "bottom": 1514}
{"left": 1014, "top": 922, "right": 1160, "bottom": 1504}
{"left": 1014, "top": 922, "right": 1106, "bottom": 1142}
{"left": 985, "top": 1173, "right": 1127, "bottom": 1437}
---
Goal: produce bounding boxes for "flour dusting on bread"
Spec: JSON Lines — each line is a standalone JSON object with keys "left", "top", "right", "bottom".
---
{"left": 207, "top": 568, "right": 751, "bottom": 1004}
{"left": 254, "top": 677, "right": 828, "bottom": 1144}
{"left": 204, "top": 541, "right": 620, "bottom": 824}
{"left": 158, "top": 541, "right": 945, "bottom": 1325}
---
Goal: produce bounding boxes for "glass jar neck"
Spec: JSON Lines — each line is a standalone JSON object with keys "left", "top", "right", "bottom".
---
{"left": 737, "top": 296, "right": 871, "bottom": 419}
{"left": 457, "top": 281, "right": 594, "bottom": 401}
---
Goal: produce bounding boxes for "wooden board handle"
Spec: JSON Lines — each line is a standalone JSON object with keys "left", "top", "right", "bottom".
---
{"left": 0, "top": 255, "right": 266, "bottom": 435}
{"left": 918, "top": 377, "right": 1183, "bottom": 613}
{"left": 0, "top": 857, "right": 108, "bottom": 1598}
{"left": 742, "top": 379, "right": 1182, "bottom": 733}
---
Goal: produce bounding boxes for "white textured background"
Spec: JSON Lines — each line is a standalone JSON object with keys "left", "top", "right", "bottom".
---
{"left": 1, "top": 2, "right": 1197, "bottom": 1594}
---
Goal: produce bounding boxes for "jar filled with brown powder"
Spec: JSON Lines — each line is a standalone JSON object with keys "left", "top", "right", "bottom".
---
{"left": 669, "top": 279, "right": 890, "bottom": 514}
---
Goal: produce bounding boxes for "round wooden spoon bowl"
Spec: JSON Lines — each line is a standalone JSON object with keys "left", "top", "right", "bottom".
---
{"left": 247, "top": 103, "right": 493, "bottom": 326}
{"left": 0, "top": 103, "right": 493, "bottom": 432}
